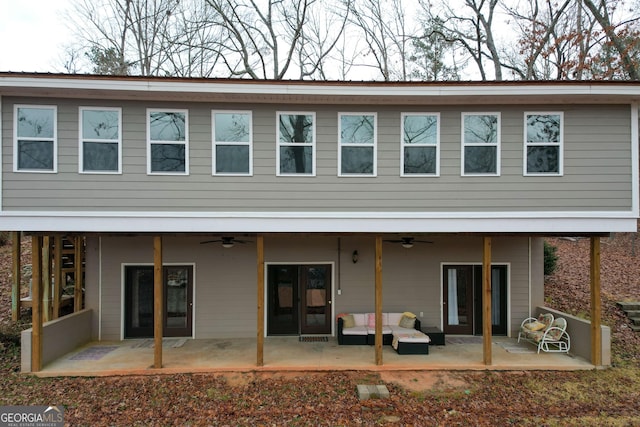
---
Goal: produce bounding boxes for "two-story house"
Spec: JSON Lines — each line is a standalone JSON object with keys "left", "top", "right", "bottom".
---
{"left": 1, "top": 73, "right": 637, "bottom": 372}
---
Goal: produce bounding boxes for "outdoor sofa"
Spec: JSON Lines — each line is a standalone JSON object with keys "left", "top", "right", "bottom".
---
{"left": 337, "top": 312, "right": 430, "bottom": 354}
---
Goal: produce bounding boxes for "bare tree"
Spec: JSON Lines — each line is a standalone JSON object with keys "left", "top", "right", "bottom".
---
{"left": 343, "top": 0, "right": 414, "bottom": 81}
{"left": 502, "top": 0, "right": 574, "bottom": 80}
{"left": 162, "top": 2, "right": 225, "bottom": 77}
{"left": 205, "top": 0, "right": 339, "bottom": 80}
{"left": 582, "top": 0, "right": 640, "bottom": 80}
{"left": 294, "top": 0, "right": 351, "bottom": 80}
{"left": 422, "top": 0, "right": 505, "bottom": 80}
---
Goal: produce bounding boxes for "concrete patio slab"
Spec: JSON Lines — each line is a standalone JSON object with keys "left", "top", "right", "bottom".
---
{"left": 34, "top": 336, "right": 594, "bottom": 377}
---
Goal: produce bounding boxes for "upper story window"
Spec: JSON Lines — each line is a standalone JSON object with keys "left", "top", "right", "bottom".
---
{"left": 79, "top": 107, "right": 122, "bottom": 174}
{"left": 14, "top": 105, "right": 57, "bottom": 173}
{"left": 525, "top": 112, "right": 563, "bottom": 176}
{"left": 462, "top": 112, "right": 500, "bottom": 176}
{"left": 277, "top": 112, "right": 315, "bottom": 176}
{"left": 401, "top": 113, "right": 440, "bottom": 176}
{"left": 212, "top": 111, "right": 252, "bottom": 175}
{"left": 147, "top": 109, "right": 188, "bottom": 175}
{"left": 338, "top": 113, "right": 377, "bottom": 176}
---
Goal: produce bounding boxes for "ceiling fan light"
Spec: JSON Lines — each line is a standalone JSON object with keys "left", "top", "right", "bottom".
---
{"left": 402, "top": 242, "right": 413, "bottom": 249}
{"left": 222, "top": 242, "right": 234, "bottom": 248}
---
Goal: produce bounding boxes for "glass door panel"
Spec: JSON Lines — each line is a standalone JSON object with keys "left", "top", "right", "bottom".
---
{"left": 443, "top": 265, "right": 474, "bottom": 334}
{"left": 125, "top": 267, "right": 154, "bottom": 337}
{"left": 164, "top": 266, "right": 193, "bottom": 337}
{"left": 267, "top": 266, "right": 299, "bottom": 335}
{"left": 300, "top": 265, "right": 331, "bottom": 335}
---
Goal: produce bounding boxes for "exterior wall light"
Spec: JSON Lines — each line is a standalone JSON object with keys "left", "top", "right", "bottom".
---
{"left": 352, "top": 250, "right": 359, "bottom": 263}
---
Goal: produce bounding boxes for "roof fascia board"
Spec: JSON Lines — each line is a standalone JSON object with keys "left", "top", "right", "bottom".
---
{"left": 2, "top": 76, "right": 640, "bottom": 100}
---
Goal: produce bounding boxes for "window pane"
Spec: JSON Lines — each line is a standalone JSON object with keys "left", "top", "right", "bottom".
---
{"left": 151, "top": 143, "right": 185, "bottom": 172}
{"left": 83, "top": 142, "right": 119, "bottom": 171}
{"left": 279, "top": 114, "right": 313, "bottom": 143}
{"left": 340, "top": 115, "right": 374, "bottom": 144}
{"left": 527, "top": 146, "right": 559, "bottom": 173}
{"left": 149, "top": 112, "right": 186, "bottom": 141}
{"left": 464, "top": 115, "right": 498, "bottom": 143}
{"left": 216, "top": 145, "right": 249, "bottom": 173}
{"left": 280, "top": 146, "right": 312, "bottom": 174}
{"left": 341, "top": 146, "right": 373, "bottom": 174}
{"left": 404, "top": 115, "right": 437, "bottom": 144}
{"left": 527, "top": 114, "right": 560, "bottom": 143}
{"left": 214, "top": 113, "right": 250, "bottom": 142}
{"left": 18, "top": 140, "right": 54, "bottom": 170}
{"left": 404, "top": 146, "right": 436, "bottom": 174}
{"left": 17, "top": 107, "right": 54, "bottom": 138}
{"left": 464, "top": 146, "right": 496, "bottom": 174}
{"left": 82, "top": 110, "right": 119, "bottom": 140}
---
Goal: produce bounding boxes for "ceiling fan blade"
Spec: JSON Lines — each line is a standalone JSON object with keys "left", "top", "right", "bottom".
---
{"left": 200, "top": 239, "right": 221, "bottom": 244}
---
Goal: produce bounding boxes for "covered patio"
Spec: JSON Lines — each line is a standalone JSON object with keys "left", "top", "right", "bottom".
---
{"left": 34, "top": 336, "right": 593, "bottom": 377}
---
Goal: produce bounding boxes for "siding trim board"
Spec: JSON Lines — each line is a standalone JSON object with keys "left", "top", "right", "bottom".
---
{"left": 0, "top": 211, "right": 635, "bottom": 233}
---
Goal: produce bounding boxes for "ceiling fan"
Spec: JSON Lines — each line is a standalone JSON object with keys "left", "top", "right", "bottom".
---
{"left": 200, "top": 236, "right": 251, "bottom": 248}
{"left": 383, "top": 237, "right": 433, "bottom": 249}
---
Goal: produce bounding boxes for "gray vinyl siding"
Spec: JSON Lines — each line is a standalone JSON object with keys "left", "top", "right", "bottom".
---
{"left": 2, "top": 97, "right": 633, "bottom": 213}
{"left": 97, "top": 235, "right": 531, "bottom": 340}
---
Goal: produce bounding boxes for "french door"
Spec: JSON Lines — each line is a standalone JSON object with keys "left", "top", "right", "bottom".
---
{"left": 267, "top": 264, "right": 332, "bottom": 335}
{"left": 443, "top": 264, "right": 508, "bottom": 336}
{"left": 124, "top": 265, "right": 193, "bottom": 338}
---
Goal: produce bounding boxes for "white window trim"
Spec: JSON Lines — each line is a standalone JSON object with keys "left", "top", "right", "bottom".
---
{"left": 461, "top": 112, "right": 501, "bottom": 177}
{"left": 338, "top": 112, "right": 377, "bottom": 177}
{"left": 146, "top": 108, "right": 189, "bottom": 175}
{"left": 401, "top": 112, "right": 441, "bottom": 177}
{"left": 276, "top": 111, "right": 316, "bottom": 177}
{"left": 212, "top": 110, "right": 253, "bottom": 176}
{"left": 79, "top": 106, "right": 122, "bottom": 174}
{"left": 13, "top": 104, "right": 58, "bottom": 173}
{"left": 523, "top": 111, "right": 564, "bottom": 177}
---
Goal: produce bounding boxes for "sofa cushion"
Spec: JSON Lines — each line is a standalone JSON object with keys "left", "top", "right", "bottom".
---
{"left": 367, "top": 326, "right": 392, "bottom": 335}
{"left": 352, "top": 314, "right": 366, "bottom": 327}
{"left": 342, "top": 314, "right": 355, "bottom": 328}
{"left": 342, "top": 326, "right": 368, "bottom": 336}
{"left": 389, "top": 325, "right": 418, "bottom": 335}
{"left": 387, "top": 313, "right": 402, "bottom": 325}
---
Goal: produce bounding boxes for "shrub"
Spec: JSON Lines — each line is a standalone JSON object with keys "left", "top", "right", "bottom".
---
{"left": 544, "top": 240, "right": 558, "bottom": 276}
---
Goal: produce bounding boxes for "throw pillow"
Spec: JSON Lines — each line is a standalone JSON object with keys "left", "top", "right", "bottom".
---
{"left": 402, "top": 311, "right": 416, "bottom": 318}
{"left": 367, "top": 313, "right": 376, "bottom": 328}
{"left": 399, "top": 314, "right": 416, "bottom": 329}
{"left": 342, "top": 314, "right": 355, "bottom": 328}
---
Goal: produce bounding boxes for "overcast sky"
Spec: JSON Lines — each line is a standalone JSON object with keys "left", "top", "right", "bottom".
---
{"left": 0, "top": 0, "right": 72, "bottom": 72}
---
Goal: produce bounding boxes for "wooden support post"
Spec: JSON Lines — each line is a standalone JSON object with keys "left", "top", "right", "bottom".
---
{"left": 153, "top": 236, "right": 163, "bottom": 369}
{"left": 11, "top": 232, "right": 21, "bottom": 322}
{"left": 590, "top": 237, "right": 602, "bottom": 366}
{"left": 53, "top": 236, "right": 63, "bottom": 320}
{"left": 482, "top": 237, "right": 492, "bottom": 365}
{"left": 256, "top": 235, "right": 265, "bottom": 367}
{"left": 74, "top": 236, "right": 84, "bottom": 312}
{"left": 31, "top": 236, "right": 43, "bottom": 372}
{"left": 375, "top": 236, "right": 383, "bottom": 366}
{"left": 42, "top": 236, "right": 51, "bottom": 322}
